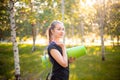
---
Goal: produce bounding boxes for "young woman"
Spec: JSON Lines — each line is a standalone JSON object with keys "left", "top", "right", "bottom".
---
{"left": 47, "top": 20, "right": 74, "bottom": 80}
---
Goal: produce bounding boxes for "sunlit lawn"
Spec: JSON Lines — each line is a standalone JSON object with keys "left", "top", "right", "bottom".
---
{"left": 0, "top": 43, "right": 120, "bottom": 80}
{"left": 70, "top": 46, "right": 120, "bottom": 80}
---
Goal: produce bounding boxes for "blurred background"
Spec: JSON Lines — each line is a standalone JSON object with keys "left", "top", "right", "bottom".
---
{"left": 0, "top": 0, "right": 120, "bottom": 80}
{"left": 0, "top": 0, "right": 120, "bottom": 46}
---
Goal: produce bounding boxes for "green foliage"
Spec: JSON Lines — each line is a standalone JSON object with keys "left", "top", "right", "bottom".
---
{"left": 0, "top": 0, "right": 10, "bottom": 40}
{"left": 0, "top": 43, "right": 120, "bottom": 80}
{"left": 0, "top": 0, "right": 9, "bottom": 30}
{"left": 108, "top": 2, "right": 120, "bottom": 36}
{"left": 0, "top": 0, "right": 120, "bottom": 42}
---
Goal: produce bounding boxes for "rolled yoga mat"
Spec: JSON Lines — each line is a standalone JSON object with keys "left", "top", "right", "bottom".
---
{"left": 67, "top": 45, "right": 87, "bottom": 58}
{"left": 41, "top": 54, "right": 51, "bottom": 68}
{"left": 41, "top": 45, "right": 87, "bottom": 68}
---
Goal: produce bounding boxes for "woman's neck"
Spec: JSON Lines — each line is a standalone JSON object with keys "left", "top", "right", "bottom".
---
{"left": 52, "top": 38, "right": 63, "bottom": 43}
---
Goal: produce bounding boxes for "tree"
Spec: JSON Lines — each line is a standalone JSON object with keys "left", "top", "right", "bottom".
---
{"left": 30, "top": 0, "right": 37, "bottom": 52}
{"left": 108, "top": 2, "right": 120, "bottom": 45}
{"left": 95, "top": 0, "right": 105, "bottom": 61}
{"left": 9, "top": 0, "right": 21, "bottom": 79}
{"left": 0, "top": 0, "right": 10, "bottom": 41}
{"left": 61, "top": 0, "right": 64, "bottom": 22}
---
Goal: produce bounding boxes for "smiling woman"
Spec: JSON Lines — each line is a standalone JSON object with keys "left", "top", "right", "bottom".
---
{"left": 47, "top": 20, "right": 65, "bottom": 43}
{"left": 46, "top": 20, "right": 70, "bottom": 80}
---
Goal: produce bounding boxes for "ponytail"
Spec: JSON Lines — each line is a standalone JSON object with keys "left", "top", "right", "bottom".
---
{"left": 48, "top": 27, "right": 52, "bottom": 43}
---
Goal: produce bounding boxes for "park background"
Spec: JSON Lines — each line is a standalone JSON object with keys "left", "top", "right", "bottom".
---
{"left": 0, "top": 0, "right": 120, "bottom": 80}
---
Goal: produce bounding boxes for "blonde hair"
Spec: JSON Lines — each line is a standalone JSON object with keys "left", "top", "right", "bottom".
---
{"left": 47, "top": 20, "right": 64, "bottom": 43}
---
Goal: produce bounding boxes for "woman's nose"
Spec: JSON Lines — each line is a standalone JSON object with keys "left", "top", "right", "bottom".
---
{"left": 61, "top": 30, "right": 64, "bottom": 33}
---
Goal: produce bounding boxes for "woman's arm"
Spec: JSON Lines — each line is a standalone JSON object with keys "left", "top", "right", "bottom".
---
{"left": 50, "top": 43, "right": 68, "bottom": 68}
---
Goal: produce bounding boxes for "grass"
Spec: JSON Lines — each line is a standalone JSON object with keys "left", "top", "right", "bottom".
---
{"left": 0, "top": 43, "right": 120, "bottom": 80}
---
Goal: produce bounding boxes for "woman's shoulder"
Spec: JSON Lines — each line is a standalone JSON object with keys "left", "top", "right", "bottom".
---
{"left": 47, "top": 42, "right": 57, "bottom": 50}
{"left": 48, "top": 42, "right": 56, "bottom": 47}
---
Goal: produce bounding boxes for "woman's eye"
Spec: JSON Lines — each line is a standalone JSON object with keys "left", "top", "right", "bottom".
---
{"left": 57, "top": 28, "right": 61, "bottom": 30}
{"left": 56, "top": 28, "right": 64, "bottom": 31}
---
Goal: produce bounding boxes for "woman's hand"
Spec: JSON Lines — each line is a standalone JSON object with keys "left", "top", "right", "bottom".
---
{"left": 55, "top": 42, "right": 65, "bottom": 49}
{"left": 50, "top": 41, "right": 68, "bottom": 67}
{"left": 68, "top": 57, "right": 76, "bottom": 63}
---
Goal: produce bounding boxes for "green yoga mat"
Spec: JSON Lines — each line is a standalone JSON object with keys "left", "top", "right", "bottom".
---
{"left": 67, "top": 45, "right": 87, "bottom": 58}
{"left": 41, "top": 45, "right": 87, "bottom": 68}
{"left": 41, "top": 54, "right": 52, "bottom": 68}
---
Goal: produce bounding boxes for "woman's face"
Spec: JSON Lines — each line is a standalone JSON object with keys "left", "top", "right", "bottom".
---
{"left": 52, "top": 23, "right": 65, "bottom": 39}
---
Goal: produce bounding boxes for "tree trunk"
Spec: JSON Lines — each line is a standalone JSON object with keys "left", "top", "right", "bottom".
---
{"left": 117, "top": 35, "right": 119, "bottom": 46}
{"left": 61, "top": 0, "right": 64, "bottom": 22}
{"left": 81, "top": 22, "right": 84, "bottom": 45}
{"left": 32, "top": 24, "right": 36, "bottom": 52}
{"left": 111, "top": 35, "right": 114, "bottom": 46}
{"left": 9, "top": 0, "right": 21, "bottom": 80}
{"left": 72, "top": 25, "right": 74, "bottom": 46}
{"left": 31, "top": 0, "right": 36, "bottom": 52}
{"left": 100, "top": 22, "right": 105, "bottom": 61}
{"left": 61, "top": 0, "right": 65, "bottom": 43}
{"left": 99, "top": 0, "right": 105, "bottom": 61}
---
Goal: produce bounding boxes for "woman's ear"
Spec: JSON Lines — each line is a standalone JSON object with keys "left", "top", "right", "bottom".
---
{"left": 51, "top": 29, "right": 54, "bottom": 34}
